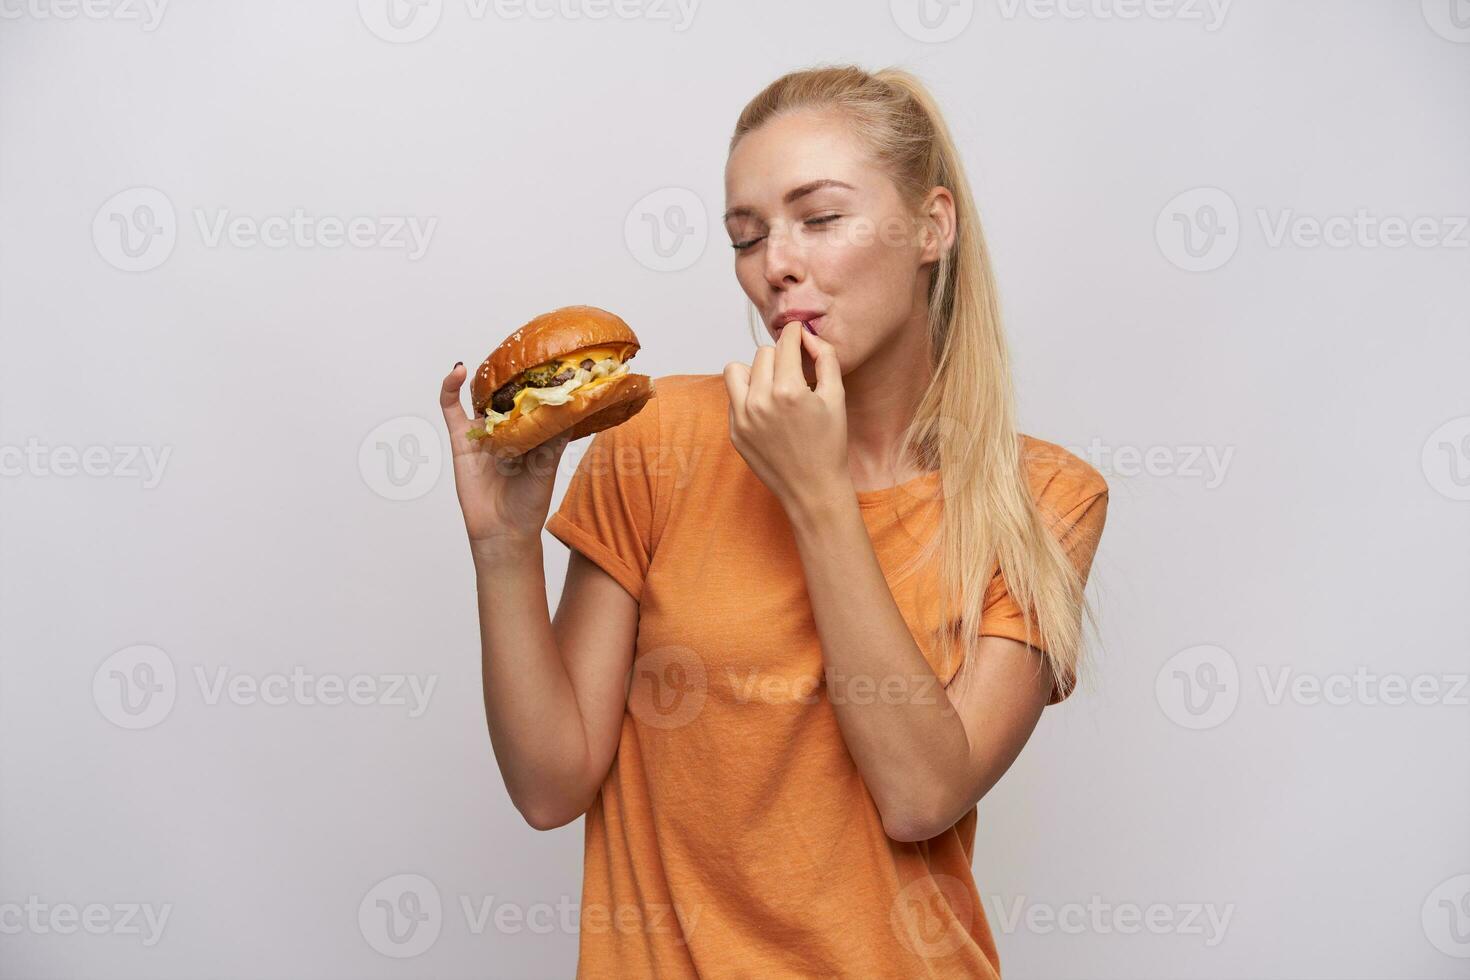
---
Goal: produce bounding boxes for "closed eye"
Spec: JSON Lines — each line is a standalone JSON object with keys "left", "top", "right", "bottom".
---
{"left": 731, "top": 214, "right": 843, "bottom": 251}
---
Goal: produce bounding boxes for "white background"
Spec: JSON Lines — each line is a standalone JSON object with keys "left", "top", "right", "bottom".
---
{"left": 2, "top": 1, "right": 1468, "bottom": 977}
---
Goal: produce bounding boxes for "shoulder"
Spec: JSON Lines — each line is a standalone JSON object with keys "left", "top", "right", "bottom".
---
{"left": 592, "top": 374, "right": 719, "bottom": 442}
{"left": 625, "top": 373, "right": 729, "bottom": 442}
{"left": 1017, "top": 434, "right": 1109, "bottom": 516}
{"left": 646, "top": 373, "right": 727, "bottom": 416}
{"left": 593, "top": 374, "right": 730, "bottom": 480}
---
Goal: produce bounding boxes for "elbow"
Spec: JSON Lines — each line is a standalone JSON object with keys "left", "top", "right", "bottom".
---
{"left": 518, "top": 793, "right": 593, "bottom": 832}
{"left": 881, "top": 801, "right": 946, "bottom": 844}
{"left": 882, "top": 819, "right": 926, "bottom": 843}
{"left": 521, "top": 804, "right": 581, "bottom": 832}
{"left": 881, "top": 788, "right": 971, "bottom": 843}
{"left": 883, "top": 814, "right": 940, "bottom": 843}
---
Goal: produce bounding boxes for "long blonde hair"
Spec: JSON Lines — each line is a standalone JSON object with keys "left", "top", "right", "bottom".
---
{"left": 729, "top": 64, "right": 1099, "bottom": 703}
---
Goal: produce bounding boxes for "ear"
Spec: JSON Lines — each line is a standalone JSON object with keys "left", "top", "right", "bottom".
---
{"left": 919, "top": 186, "right": 957, "bottom": 263}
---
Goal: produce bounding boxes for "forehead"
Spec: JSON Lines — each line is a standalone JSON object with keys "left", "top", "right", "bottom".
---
{"left": 724, "top": 111, "right": 870, "bottom": 214}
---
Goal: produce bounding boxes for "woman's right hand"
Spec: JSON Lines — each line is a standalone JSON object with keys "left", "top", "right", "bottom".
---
{"left": 439, "top": 362, "right": 573, "bottom": 547}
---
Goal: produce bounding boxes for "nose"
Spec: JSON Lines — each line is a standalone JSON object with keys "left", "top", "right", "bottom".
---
{"left": 761, "top": 224, "right": 805, "bottom": 288}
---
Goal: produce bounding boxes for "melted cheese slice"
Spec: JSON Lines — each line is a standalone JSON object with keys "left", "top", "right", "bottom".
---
{"left": 557, "top": 344, "right": 633, "bottom": 368}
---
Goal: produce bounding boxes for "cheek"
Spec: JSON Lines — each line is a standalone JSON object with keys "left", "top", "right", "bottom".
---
{"left": 816, "top": 236, "right": 913, "bottom": 314}
{"left": 733, "top": 260, "right": 762, "bottom": 300}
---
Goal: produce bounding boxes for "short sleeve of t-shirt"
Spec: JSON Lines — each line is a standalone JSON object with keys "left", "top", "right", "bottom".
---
{"left": 544, "top": 390, "right": 662, "bottom": 603}
{"left": 979, "top": 474, "right": 1109, "bottom": 705}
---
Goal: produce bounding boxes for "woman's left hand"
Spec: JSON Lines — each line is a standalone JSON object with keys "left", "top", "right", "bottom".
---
{"left": 723, "top": 321, "right": 852, "bottom": 519}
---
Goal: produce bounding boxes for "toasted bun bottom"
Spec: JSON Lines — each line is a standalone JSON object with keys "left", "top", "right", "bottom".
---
{"left": 486, "top": 373, "right": 655, "bottom": 459}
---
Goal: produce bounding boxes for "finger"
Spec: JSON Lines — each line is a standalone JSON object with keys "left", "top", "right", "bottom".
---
{"left": 773, "top": 321, "right": 806, "bottom": 395}
{"left": 722, "top": 361, "right": 751, "bottom": 428}
{"left": 748, "top": 342, "right": 775, "bottom": 405}
{"left": 521, "top": 432, "right": 573, "bottom": 479}
{"left": 799, "top": 327, "right": 844, "bottom": 401}
{"left": 440, "top": 362, "right": 471, "bottom": 436}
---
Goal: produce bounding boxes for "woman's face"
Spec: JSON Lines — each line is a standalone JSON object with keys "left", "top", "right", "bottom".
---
{"left": 723, "top": 109, "right": 951, "bottom": 376}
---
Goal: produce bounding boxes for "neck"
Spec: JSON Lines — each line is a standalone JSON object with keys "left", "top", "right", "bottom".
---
{"left": 838, "top": 307, "right": 934, "bottom": 492}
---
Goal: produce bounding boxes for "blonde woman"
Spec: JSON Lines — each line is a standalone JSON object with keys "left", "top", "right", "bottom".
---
{"left": 440, "top": 64, "right": 1109, "bottom": 979}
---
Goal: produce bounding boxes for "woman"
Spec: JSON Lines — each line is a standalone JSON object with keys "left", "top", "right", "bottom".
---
{"left": 438, "top": 64, "right": 1109, "bottom": 979}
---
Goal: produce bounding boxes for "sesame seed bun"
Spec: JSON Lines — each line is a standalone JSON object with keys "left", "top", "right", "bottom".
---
{"left": 468, "top": 305, "right": 655, "bottom": 459}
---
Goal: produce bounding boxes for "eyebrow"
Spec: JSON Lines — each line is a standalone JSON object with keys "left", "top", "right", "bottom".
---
{"left": 722, "top": 179, "right": 856, "bottom": 222}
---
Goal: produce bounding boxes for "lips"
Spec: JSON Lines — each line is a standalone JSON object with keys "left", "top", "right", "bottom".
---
{"left": 773, "top": 309, "right": 825, "bottom": 333}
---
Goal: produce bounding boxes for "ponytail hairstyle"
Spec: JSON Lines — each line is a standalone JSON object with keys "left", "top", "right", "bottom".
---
{"left": 729, "top": 64, "right": 1099, "bottom": 703}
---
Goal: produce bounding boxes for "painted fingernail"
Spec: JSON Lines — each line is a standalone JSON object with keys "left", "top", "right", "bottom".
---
{"left": 454, "top": 361, "right": 463, "bottom": 368}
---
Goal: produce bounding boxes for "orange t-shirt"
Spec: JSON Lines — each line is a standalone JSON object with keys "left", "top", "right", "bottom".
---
{"left": 545, "top": 374, "right": 1108, "bottom": 979}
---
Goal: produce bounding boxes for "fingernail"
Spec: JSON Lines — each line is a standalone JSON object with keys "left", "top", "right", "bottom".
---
{"left": 454, "top": 361, "right": 463, "bottom": 368}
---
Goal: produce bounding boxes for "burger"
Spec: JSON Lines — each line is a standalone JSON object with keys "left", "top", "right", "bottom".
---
{"left": 466, "top": 305, "right": 655, "bottom": 458}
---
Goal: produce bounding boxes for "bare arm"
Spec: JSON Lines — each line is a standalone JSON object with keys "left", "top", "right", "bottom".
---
{"left": 440, "top": 363, "right": 637, "bottom": 831}
{"left": 473, "top": 538, "right": 637, "bottom": 830}
{"left": 786, "top": 497, "right": 1049, "bottom": 843}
